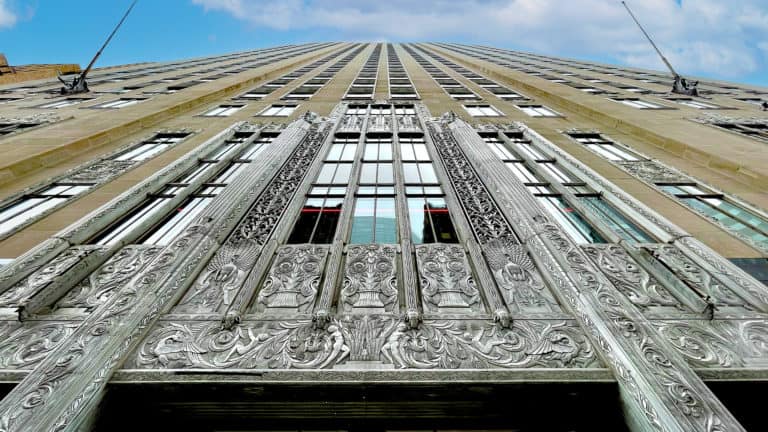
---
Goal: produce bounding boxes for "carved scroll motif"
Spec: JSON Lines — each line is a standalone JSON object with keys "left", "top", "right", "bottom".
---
{"left": 615, "top": 160, "right": 688, "bottom": 184}
{"left": 133, "top": 320, "right": 350, "bottom": 370}
{"left": 0, "top": 247, "right": 96, "bottom": 307}
{"left": 415, "top": 244, "right": 482, "bottom": 313}
{"left": 582, "top": 244, "right": 683, "bottom": 311}
{"left": 58, "top": 246, "right": 162, "bottom": 310}
{"left": 63, "top": 160, "right": 136, "bottom": 184}
{"left": 255, "top": 245, "right": 329, "bottom": 313}
{"left": 0, "top": 322, "right": 82, "bottom": 370}
{"left": 130, "top": 318, "right": 599, "bottom": 370}
{"left": 341, "top": 245, "right": 398, "bottom": 313}
{"left": 483, "top": 239, "right": 561, "bottom": 313}
{"left": 380, "top": 320, "right": 600, "bottom": 369}
{"left": 645, "top": 244, "right": 747, "bottom": 308}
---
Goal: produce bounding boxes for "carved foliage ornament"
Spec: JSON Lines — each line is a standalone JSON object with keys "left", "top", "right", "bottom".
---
{"left": 0, "top": 322, "right": 81, "bottom": 370}
{"left": 415, "top": 244, "right": 482, "bottom": 313}
{"left": 341, "top": 245, "right": 398, "bottom": 313}
{"left": 257, "top": 245, "right": 329, "bottom": 312}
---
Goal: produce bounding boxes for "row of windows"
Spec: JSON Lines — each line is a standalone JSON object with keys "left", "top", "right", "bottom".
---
{"left": 344, "top": 43, "right": 381, "bottom": 100}
{"left": 387, "top": 43, "right": 419, "bottom": 100}
{"left": 402, "top": 44, "right": 482, "bottom": 102}
{"left": 569, "top": 132, "right": 768, "bottom": 250}
{"left": 282, "top": 44, "right": 366, "bottom": 100}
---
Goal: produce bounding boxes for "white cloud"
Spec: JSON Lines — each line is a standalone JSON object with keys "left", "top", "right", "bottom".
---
{"left": 191, "top": 0, "right": 768, "bottom": 80}
{"left": 0, "top": 0, "right": 17, "bottom": 29}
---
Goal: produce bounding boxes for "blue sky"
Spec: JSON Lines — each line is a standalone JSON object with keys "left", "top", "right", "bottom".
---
{"left": 1, "top": 0, "right": 766, "bottom": 87}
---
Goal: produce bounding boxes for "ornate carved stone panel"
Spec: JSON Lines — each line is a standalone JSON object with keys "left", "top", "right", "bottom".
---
{"left": 0, "top": 322, "right": 82, "bottom": 370}
{"left": 582, "top": 244, "right": 684, "bottom": 312}
{"left": 176, "top": 124, "right": 330, "bottom": 314}
{"left": 0, "top": 247, "right": 99, "bottom": 308}
{"left": 58, "top": 246, "right": 162, "bottom": 310}
{"left": 483, "top": 239, "right": 561, "bottom": 314}
{"left": 415, "top": 244, "right": 483, "bottom": 313}
{"left": 130, "top": 318, "right": 600, "bottom": 370}
{"left": 615, "top": 160, "right": 688, "bottom": 183}
{"left": 62, "top": 160, "right": 137, "bottom": 184}
{"left": 340, "top": 245, "right": 398, "bottom": 314}
{"left": 255, "top": 245, "right": 329, "bottom": 313}
{"left": 645, "top": 244, "right": 749, "bottom": 309}
{"left": 652, "top": 319, "right": 768, "bottom": 369}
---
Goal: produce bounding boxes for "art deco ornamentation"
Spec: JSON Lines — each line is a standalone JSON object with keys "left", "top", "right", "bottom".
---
{"left": 131, "top": 318, "right": 599, "bottom": 370}
{"left": 174, "top": 244, "right": 261, "bottom": 314}
{"left": 380, "top": 320, "right": 600, "bottom": 369}
{"left": 645, "top": 244, "right": 747, "bottom": 308}
{"left": 340, "top": 245, "right": 398, "bottom": 313}
{"left": 134, "top": 320, "right": 350, "bottom": 369}
{"left": 483, "top": 239, "right": 561, "bottom": 313}
{"left": 582, "top": 244, "right": 683, "bottom": 311}
{"left": 338, "top": 115, "right": 363, "bottom": 132}
{"left": 615, "top": 160, "right": 688, "bottom": 184}
{"left": 397, "top": 115, "right": 421, "bottom": 132}
{"left": 0, "top": 322, "right": 82, "bottom": 370}
{"left": 415, "top": 244, "right": 482, "bottom": 313}
{"left": 0, "top": 247, "right": 96, "bottom": 307}
{"left": 58, "top": 246, "right": 162, "bottom": 310}
{"left": 427, "top": 123, "right": 518, "bottom": 245}
{"left": 63, "top": 160, "right": 137, "bottom": 183}
{"left": 652, "top": 320, "right": 739, "bottom": 368}
{"left": 256, "top": 245, "right": 329, "bottom": 312}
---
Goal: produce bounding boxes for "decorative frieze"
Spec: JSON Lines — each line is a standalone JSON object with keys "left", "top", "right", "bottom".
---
{"left": 0, "top": 322, "right": 82, "bottom": 370}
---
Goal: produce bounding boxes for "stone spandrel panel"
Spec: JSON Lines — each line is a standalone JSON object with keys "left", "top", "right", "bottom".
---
{"left": 0, "top": 321, "right": 82, "bottom": 370}
{"left": 652, "top": 319, "right": 768, "bottom": 369}
{"left": 415, "top": 244, "right": 484, "bottom": 314}
{"left": 57, "top": 245, "right": 163, "bottom": 310}
{"left": 582, "top": 244, "right": 686, "bottom": 315}
{"left": 483, "top": 239, "right": 562, "bottom": 314}
{"left": 645, "top": 244, "right": 754, "bottom": 310}
{"left": 254, "top": 245, "right": 329, "bottom": 313}
{"left": 340, "top": 245, "right": 398, "bottom": 314}
{"left": 128, "top": 318, "right": 602, "bottom": 370}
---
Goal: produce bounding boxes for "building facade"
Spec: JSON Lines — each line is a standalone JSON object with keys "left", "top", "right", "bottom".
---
{"left": 0, "top": 42, "right": 767, "bottom": 431}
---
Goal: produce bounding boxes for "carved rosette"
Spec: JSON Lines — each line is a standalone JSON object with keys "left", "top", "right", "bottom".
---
{"left": 645, "top": 244, "right": 748, "bottom": 308}
{"left": 415, "top": 244, "right": 482, "bottom": 313}
{"left": 582, "top": 244, "right": 683, "bottom": 311}
{"left": 483, "top": 239, "right": 561, "bottom": 313}
{"left": 341, "top": 245, "right": 398, "bottom": 313}
{"left": 255, "top": 245, "right": 329, "bottom": 313}
{"left": 58, "top": 245, "right": 162, "bottom": 310}
{"left": 0, "top": 322, "right": 82, "bottom": 370}
{"left": 132, "top": 320, "right": 350, "bottom": 370}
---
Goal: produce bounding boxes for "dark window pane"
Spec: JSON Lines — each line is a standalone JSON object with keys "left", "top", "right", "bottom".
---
{"left": 287, "top": 199, "right": 323, "bottom": 244}
{"left": 408, "top": 197, "right": 434, "bottom": 244}
{"left": 426, "top": 197, "right": 459, "bottom": 243}
{"left": 375, "top": 197, "right": 397, "bottom": 243}
{"left": 350, "top": 197, "right": 376, "bottom": 243}
{"left": 313, "top": 199, "right": 343, "bottom": 243}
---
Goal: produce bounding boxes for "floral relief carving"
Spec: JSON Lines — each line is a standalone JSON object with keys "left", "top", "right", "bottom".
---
{"left": 652, "top": 321, "right": 739, "bottom": 368}
{"left": 415, "top": 244, "right": 482, "bottom": 313}
{"left": 582, "top": 244, "right": 683, "bottom": 311}
{"left": 483, "top": 239, "right": 561, "bottom": 313}
{"left": 341, "top": 245, "right": 398, "bottom": 313}
{"left": 256, "top": 245, "right": 329, "bottom": 312}
{"left": 0, "top": 322, "right": 81, "bottom": 370}
{"left": 63, "top": 160, "right": 137, "bottom": 183}
{"left": 615, "top": 160, "right": 688, "bottom": 183}
{"left": 58, "top": 246, "right": 162, "bottom": 310}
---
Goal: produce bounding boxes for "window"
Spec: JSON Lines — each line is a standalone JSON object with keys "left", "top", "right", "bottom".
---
{"left": 0, "top": 97, "right": 23, "bottom": 104}
{"left": 326, "top": 136, "right": 359, "bottom": 162}
{"left": 569, "top": 133, "right": 643, "bottom": 162}
{"left": 407, "top": 197, "right": 458, "bottom": 244}
{"left": 360, "top": 163, "right": 394, "bottom": 184}
{"left": 400, "top": 135, "right": 430, "bottom": 161}
{"left": 363, "top": 136, "right": 393, "bottom": 161}
{"left": 0, "top": 183, "right": 94, "bottom": 236}
{"left": 658, "top": 183, "right": 768, "bottom": 248}
{"left": 611, "top": 98, "right": 667, "bottom": 110}
{"left": 349, "top": 197, "right": 397, "bottom": 244}
{"left": 113, "top": 133, "right": 190, "bottom": 162}
{"left": 288, "top": 192, "right": 344, "bottom": 244}
{"left": 317, "top": 163, "right": 353, "bottom": 184}
{"left": 517, "top": 105, "right": 561, "bottom": 117}
{"left": 464, "top": 104, "right": 503, "bottom": 117}
{"left": 257, "top": 104, "right": 299, "bottom": 117}
{"left": 0, "top": 122, "right": 41, "bottom": 136}
{"left": 667, "top": 98, "right": 723, "bottom": 109}
{"left": 394, "top": 105, "right": 416, "bottom": 116}
{"left": 36, "top": 98, "right": 93, "bottom": 109}
{"left": 581, "top": 197, "right": 654, "bottom": 243}
{"left": 711, "top": 121, "right": 768, "bottom": 141}
{"left": 92, "top": 98, "right": 147, "bottom": 109}
{"left": 202, "top": 104, "right": 244, "bottom": 117}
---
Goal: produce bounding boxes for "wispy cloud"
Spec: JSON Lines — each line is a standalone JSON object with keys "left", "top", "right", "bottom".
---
{"left": 191, "top": 0, "right": 768, "bottom": 80}
{"left": 0, "top": 0, "right": 17, "bottom": 29}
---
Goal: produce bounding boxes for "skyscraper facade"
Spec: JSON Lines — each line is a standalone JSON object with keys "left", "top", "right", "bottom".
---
{"left": 0, "top": 42, "right": 766, "bottom": 431}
